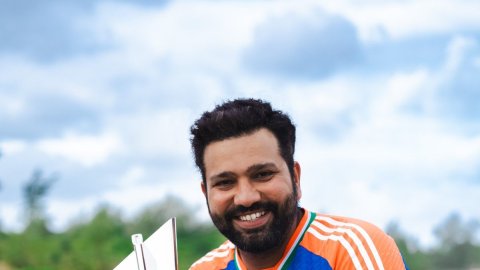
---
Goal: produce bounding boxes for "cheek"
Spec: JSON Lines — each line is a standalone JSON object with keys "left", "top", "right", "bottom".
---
{"left": 208, "top": 192, "right": 230, "bottom": 213}
{"left": 263, "top": 178, "right": 294, "bottom": 199}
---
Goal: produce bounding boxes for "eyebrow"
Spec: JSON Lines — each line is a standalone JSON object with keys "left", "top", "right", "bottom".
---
{"left": 245, "top": 162, "right": 278, "bottom": 174}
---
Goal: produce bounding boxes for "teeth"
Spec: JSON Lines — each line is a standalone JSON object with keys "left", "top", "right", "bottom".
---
{"left": 239, "top": 211, "right": 265, "bottom": 221}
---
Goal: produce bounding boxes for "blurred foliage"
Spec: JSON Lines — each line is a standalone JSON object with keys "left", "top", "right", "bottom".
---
{"left": 0, "top": 168, "right": 479, "bottom": 269}
{"left": 22, "top": 169, "right": 57, "bottom": 224}
{"left": 0, "top": 195, "right": 225, "bottom": 270}
{"left": 387, "top": 213, "right": 480, "bottom": 270}
{"left": 1, "top": 199, "right": 480, "bottom": 270}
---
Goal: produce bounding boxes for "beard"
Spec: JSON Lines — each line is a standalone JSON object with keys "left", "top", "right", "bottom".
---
{"left": 209, "top": 192, "right": 299, "bottom": 253}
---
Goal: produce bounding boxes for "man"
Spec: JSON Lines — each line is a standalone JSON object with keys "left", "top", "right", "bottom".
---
{"left": 189, "top": 98, "right": 408, "bottom": 270}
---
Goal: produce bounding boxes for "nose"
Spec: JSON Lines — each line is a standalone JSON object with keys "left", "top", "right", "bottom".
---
{"left": 234, "top": 179, "right": 261, "bottom": 207}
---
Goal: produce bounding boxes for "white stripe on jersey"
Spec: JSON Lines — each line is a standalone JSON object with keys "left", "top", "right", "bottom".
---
{"left": 315, "top": 216, "right": 385, "bottom": 270}
{"left": 311, "top": 220, "right": 375, "bottom": 270}
{"left": 307, "top": 226, "right": 363, "bottom": 270}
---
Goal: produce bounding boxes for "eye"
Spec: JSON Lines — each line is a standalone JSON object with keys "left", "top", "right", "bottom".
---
{"left": 213, "top": 179, "right": 235, "bottom": 189}
{"left": 253, "top": 171, "right": 275, "bottom": 181}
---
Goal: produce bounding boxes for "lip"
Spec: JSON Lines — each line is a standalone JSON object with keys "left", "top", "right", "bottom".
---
{"left": 233, "top": 211, "right": 272, "bottom": 230}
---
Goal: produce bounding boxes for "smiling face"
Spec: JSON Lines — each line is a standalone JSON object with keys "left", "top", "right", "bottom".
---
{"left": 202, "top": 128, "right": 302, "bottom": 253}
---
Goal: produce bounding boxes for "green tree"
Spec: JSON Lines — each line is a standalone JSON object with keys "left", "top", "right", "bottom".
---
{"left": 432, "top": 212, "right": 480, "bottom": 269}
{"left": 2, "top": 221, "right": 60, "bottom": 269}
{"left": 386, "top": 221, "right": 433, "bottom": 269}
{"left": 23, "top": 169, "right": 57, "bottom": 224}
{"left": 58, "top": 206, "right": 131, "bottom": 270}
{"left": 0, "top": 169, "right": 60, "bottom": 269}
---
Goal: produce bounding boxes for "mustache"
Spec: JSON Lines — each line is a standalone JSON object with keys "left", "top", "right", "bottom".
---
{"left": 224, "top": 201, "right": 277, "bottom": 221}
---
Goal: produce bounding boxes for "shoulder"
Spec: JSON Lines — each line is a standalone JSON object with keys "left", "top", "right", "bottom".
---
{"left": 189, "top": 240, "right": 235, "bottom": 270}
{"left": 301, "top": 212, "right": 407, "bottom": 269}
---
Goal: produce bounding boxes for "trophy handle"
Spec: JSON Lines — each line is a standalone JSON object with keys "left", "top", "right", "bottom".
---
{"left": 132, "top": 234, "right": 147, "bottom": 270}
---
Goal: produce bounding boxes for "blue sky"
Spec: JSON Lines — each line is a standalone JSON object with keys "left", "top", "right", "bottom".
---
{"left": 1, "top": 0, "right": 479, "bottom": 247}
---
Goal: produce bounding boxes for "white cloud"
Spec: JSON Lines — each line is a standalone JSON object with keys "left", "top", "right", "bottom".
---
{"left": 443, "top": 36, "right": 477, "bottom": 74}
{"left": 118, "top": 166, "right": 146, "bottom": 188}
{"left": 243, "top": 7, "right": 361, "bottom": 79}
{"left": 0, "top": 94, "right": 25, "bottom": 117}
{"left": 322, "top": 0, "right": 480, "bottom": 43}
{"left": 0, "top": 140, "right": 27, "bottom": 155}
{"left": 371, "top": 70, "right": 428, "bottom": 115}
{"left": 36, "top": 131, "right": 123, "bottom": 167}
{"left": 90, "top": 1, "right": 267, "bottom": 72}
{"left": 108, "top": 109, "right": 192, "bottom": 159}
{"left": 0, "top": 203, "right": 24, "bottom": 232}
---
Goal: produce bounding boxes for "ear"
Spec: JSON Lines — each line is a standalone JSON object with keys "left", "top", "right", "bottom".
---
{"left": 293, "top": 161, "right": 302, "bottom": 200}
{"left": 201, "top": 180, "right": 207, "bottom": 197}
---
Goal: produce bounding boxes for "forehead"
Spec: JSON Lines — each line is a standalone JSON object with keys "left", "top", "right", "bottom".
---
{"left": 203, "top": 128, "right": 282, "bottom": 177}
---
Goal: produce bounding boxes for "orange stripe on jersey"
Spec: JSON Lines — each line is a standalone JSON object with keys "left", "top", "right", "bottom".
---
{"left": 318, "top": 215, "right": 381, "bottom": 269}
{"left": 301, "top": 214, "right": 406, "bottom": 270}
{"left": 304, "top": 225, "right": 361, "bottom": 269}
{"left": 308, "top": 220, "right": 373, "bottom": 269}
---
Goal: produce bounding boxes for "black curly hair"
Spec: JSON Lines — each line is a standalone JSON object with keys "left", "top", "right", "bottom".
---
{"left": 190, "top": 98, "right": 296, "bottom": 185}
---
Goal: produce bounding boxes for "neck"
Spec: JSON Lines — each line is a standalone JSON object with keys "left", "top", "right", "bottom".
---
{"left": 238, "top": 208, "right": 303, "bottom": 270}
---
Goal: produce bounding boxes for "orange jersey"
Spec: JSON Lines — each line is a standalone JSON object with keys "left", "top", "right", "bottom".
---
{"left": 190, "top": 208, "right": 408, "bottom": 270}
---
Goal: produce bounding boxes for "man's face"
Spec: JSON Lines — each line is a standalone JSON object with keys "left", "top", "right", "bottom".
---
{"left": 202, "top": 128, "right": 302, "bottom": 253}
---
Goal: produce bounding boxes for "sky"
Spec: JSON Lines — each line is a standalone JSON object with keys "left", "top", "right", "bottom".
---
{"left": 0, "top": 0, "right": 479, "bottom": 248}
